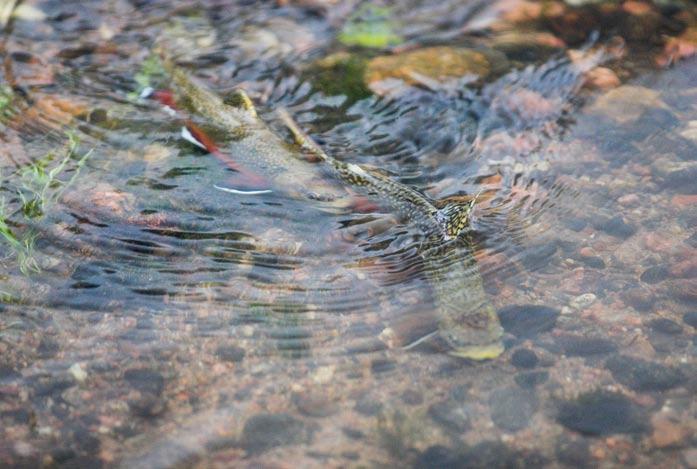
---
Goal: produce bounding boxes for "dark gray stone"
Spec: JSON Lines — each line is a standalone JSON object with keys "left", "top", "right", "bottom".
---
{"left": 662, "top": 166, "right": 697, "bottom": 194}
{"left": 515, "top": 371, "right": 549, "bottom": 388}
{"left": 520, "top": 243, "right": 558, "bottom": 271}
{"left": 648, "top": 318, "right": 683, "bottom": 335}
{"left": 123, "top": 368, "right": 165, "bottom": 396}
{"left": 354, "top": 396, "right": 382, "bottom": 416}
{"left": 215, "top": 345, "right": 245, "bottom": 363}
{"left": 593, "top": 216, "right": 637, "bottom": 238}
{"left": 579, "top": 256, "right": 605, "bottom": 269}
{"left": 683, "top": 311, "right": 697, "bottom": 328}
{"left": 606, "top": 355, "right": 686, "bottom": 392}
{"left": 556, "top": 334, "right": 617, "bottom": 357}
{"left": 565, "top": 217, "right": 587, "bottom": 232}
{"left": 241, "top": 413, "right": 311, "bottom": 454}
{"left": 497, "top": 304, "right": 560, "bottom": 338}
{"left": 511, "top": 349, "right": 538, "bottom": 369}
{"left": 414, "top": 445, "right": 460, "bottom": 469}
{"left": 371, "top": 358, "right": 396, "bottom": 374}
{"left": 489, "top": 387, "right": 537, "bottom": 432}
{"left": 557, "top": 391, "right": 648, "bottom": 435}
{"left": 640, "top": 265, "right": 670, "bottom": 284}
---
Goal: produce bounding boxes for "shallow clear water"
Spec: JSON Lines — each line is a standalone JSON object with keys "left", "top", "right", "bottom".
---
{"left": 1, "top": 1, "right": 696, "bottom": 467}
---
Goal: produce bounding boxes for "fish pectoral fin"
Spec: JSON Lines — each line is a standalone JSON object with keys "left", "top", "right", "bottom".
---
{"left": 223, "top": 89, "right": 258, "bottom": 118}
{"left": 276, "top": 107, "right": 329, "bottom": 163}
{"left": 214, "top": 184, "right": 272, "bottom": 195}
{"left": 436, "top": 196, "right": 478, "bottom": 239}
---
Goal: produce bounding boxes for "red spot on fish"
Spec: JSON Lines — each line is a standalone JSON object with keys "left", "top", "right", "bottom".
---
{"left": 150, "top": 88, "right": 272, "bottom": 191}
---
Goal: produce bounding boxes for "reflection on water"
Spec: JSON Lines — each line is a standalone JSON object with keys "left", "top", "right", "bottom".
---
{"left": 1, "top": 0, "right": 696, "bottom": 467}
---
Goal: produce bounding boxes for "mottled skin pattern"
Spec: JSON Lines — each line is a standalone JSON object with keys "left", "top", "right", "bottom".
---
{"left": 159, "top": 55, "right": 504, "bottom": 359}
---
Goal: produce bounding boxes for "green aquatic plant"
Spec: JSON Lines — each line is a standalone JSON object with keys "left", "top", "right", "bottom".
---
{"left": 339, "top": 4, "right": 402, "bottom": 49}
{"left": 18, "top": 131, "right": 92, "bottom": 218}
{"left": 0, "top": 131, "right": 91, "bottom": 275}
{"left": 0, "top": 197, "right": 38, "bottom": 275}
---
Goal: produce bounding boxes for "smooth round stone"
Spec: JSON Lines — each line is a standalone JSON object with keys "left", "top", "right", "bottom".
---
{"left": 511, "top": 348, "right": 538, "bottom": 369}
{"left": 557, "top": 391, "right": 648, "bottom": 435}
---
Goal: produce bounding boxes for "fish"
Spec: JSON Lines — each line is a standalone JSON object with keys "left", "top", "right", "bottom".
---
{"left": 147, "top": 51, "right": 504, "bottom": 359}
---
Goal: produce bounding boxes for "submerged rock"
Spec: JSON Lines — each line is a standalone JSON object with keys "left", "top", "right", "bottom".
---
{"left": 640, "top": 265, "right": 670, "bottom": 284}
{"left": 515, "top": 370, "right": 549, "bottom": 388}
{"left": 684, "top": 311, "right": 697, "bottom": 328}
{"left": 555, "top": 334, "right": 617, "bottom": 357}
{"left": 606, "top": 355, "right": 686, "bottom": 392}
{"left": 497, "top": 304, "right": 560, "bottom": 339}
{"left": 648, "top": 318, "right": 683, "bottom": 335}
{"left": 241, "top": 413, "right": 312, "bottom": 454}
{"left": 428, "top": 399, "right": 473, "bottom": 433}
{"left": 511, "top": 348, "right": 538, "bottom": 369}
{"left": 592, "top": 215, "right": 637, "bottom": 239}
{"left": 365, "top": 47, "right": 491, "bottom": 91}
{"left": 557, "top": 390, "right": 648, "bottom": 435}
{"left": 489, "top": 387, "right": 537, "bottom": 432}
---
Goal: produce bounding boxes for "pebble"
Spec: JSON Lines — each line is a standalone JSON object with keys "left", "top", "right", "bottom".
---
{"left": 648, "top": 318, "right": 683, "bottom": 335}
{"left": 428, "top": 399, "right": 473, "bottom": 433}
{"left": 511, "top": 348, "right": 538, "bottom": 369}
{"left": 569, "top": 293, "right": 597, "bottom": 310}
{"left": 661, "top": 166, "right": 697, "bottom": 194}
{"left": 414, "top": 445, "right": 459, "bottom": 469}
{"left": 515, "top": 370, "right": 549, "bottom": 388}
{"left": 68, "top": 363, "right": 87, "bottom": 383}
{"left": 292, "top": 392, "right": 338, "bottom": 418}
{"left": 684, "top": 311, "right": 697, "bottom": 328}
{"left": 639, "top": 265, "right": 670, "bottom": 284}
{"left": 497, "top": 304, "right": 560, "bottom": 339}
{"left": 123, "top": 368, "right": 165, "bottom": 396}
{"left": 128, "top": 393, "right": 167, "bottom": 418}
{"left": 650, "top": 414, "right": 691, "bottom": 448}
{"left": 555, "top": 334, "right": 617, "bottom": 357}
{"left": 617, "top": 193, "right": 640, "bottom": 207}
{"left": 240, "top": 413, "right": 312, "bottom": 454}
{"left": 565, "top": 217, "right": 587, "bottom": 232}
{"left": 520, "top": 243, "right": 558, "bottom": 271}
{"left": 214, "top": 345, "right": 245, "bottom": 363}
{"left": 621, "top": 287, "right": 656, "bottom": 312}
{"left": 557, "top": 390, "right": 648, "bottom": 435}
{"left": 606, "top": 355, "right": 686, "bottom": 392}
{"left": 579, "top": 255, "right": 606, "bottom": 269}
{"left": 489, "top": 387, "right": 537, "bottom": 432}
{"left": 593, "top": 216, "right": 637, "bottom": 239}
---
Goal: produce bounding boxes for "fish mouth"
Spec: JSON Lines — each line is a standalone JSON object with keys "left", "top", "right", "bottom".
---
{"left": 447, "top": 342, "right": 505, "bottom": 361}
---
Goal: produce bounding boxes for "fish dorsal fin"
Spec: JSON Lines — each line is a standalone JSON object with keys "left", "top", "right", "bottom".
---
{"left": 435, "top": 194, "right": 479, "bottom": 239}
{"left": 223, "top": 89, "right": 258, "bottom": 118}
{"left": 359, "top": 164, "right": 396, "bottom": 178}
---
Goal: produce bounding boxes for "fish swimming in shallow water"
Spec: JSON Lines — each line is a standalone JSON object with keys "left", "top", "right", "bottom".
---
{"left": 146, "top": 50, "right": 504, "bottom": 359}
